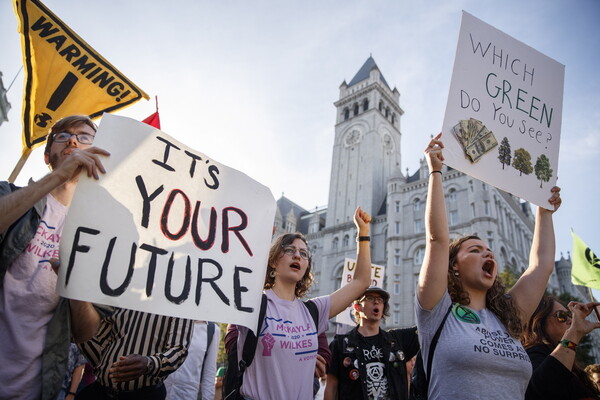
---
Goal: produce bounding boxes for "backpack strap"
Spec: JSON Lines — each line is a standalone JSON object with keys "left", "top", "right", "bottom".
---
{"left": 303, "top": 299, "right": 319, "bottom": 329}
{"left": 425, "top": 304, "right": 453, "bottom": 382}
{"left": 239, "top": 293, "right": 268, "bottom": 373}
{"left": 201, "top": 321, "right": 216, "bottom": 378}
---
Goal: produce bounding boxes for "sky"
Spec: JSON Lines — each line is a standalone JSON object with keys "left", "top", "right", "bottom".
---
{"left": 1, "top": 0, "right": 599, "bottom": 277}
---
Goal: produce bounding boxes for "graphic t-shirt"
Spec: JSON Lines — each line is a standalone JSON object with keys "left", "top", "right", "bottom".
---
{"left": 362, "top": 334, "right": 390, "bottom": 399}
{"left": 0, "top": 194, "right": 68, "bottom": 400}
{"left": 415, "top": 292, "right": 532, "bottom": 400}
{"left": 238, "top": 289, "right": 331, "bottom": 400}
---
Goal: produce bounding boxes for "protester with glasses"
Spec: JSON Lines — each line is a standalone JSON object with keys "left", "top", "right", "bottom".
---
{"left": 0, "top": 115, "right": 111, "bottom": 399}
{"left": 416, "top": 133, "right": 562, "bottom": 400}
{"left": 228, "top": 207, "right": 372, "bottom": 400}
{"left": 325, "top": 287, "right": 419, "bottom": 400}
{"left": 521, "top": 295, "right": 600, "bottom": 399}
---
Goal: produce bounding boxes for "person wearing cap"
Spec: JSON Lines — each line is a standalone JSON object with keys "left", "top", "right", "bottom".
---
{"left": 324, "top": 287, "right": 419, "bottom": 400}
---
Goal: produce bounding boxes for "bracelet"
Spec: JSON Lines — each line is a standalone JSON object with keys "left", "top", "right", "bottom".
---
{"left": 559, "top": 339, "right": 577, "bottom": 350}
{"left": 430, "top": 170, "right": 442, "bottom": 176}
{"left": 356, "top": 236, "right": 370, "bottom": 242}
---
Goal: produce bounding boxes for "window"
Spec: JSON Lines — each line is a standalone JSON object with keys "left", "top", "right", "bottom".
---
{"left": 332, "top": 237, "right": 339, "bottom": 251}
{"left": 353, "top": 103, "right": 359, "bottom": 116}
{"left": 395, "top": 249, "right": 401, "bottom": 265}
{"left": 395, "top": 201, "right": 400, "bottom": 213}
{"left": 344, "top": 108, "right": 349, "bottom": 120}
{"left": 413, "top": 198, "right": 421, "bottom": 212}
{"left": 391, "top": 114, "right": 396, "bottom": 125}
{"left": 395, "top": 221, "right": 401, "bottom": 235}
{"left": 414, "top": 219, "right": 423, "bottom": 233}
{"left": 379, "top": 101, "right": 383, "bottom": 111}
{"left": 394, "top": 279, "right": 401, "bottom": 295}
{"left": 471, "top": 203, "right": 476, "bottom": 217}
{"left": 343, "top": 235, "right": 349, "bottom": 247}
{"left": 448, "top": 188, "right": 456, "bottom": 202}
{"left": 469, "top": 180, "right": 474, "bottom": 192}
{"left": 363, "top": 99, "right": 369, "bottom": 111}
{"left": 484, "top": 200, "right": 490, "bottom": 216}
{"left": 414, "top": 247, "right": 425, "bottom": 265}
{"left": 449, "top": 210, "right": 458, "bottom": 226}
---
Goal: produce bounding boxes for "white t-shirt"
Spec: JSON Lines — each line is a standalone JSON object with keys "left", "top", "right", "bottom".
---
{"left": 238, "top": 289, "right": 331, "bottom": 400}
{"left": 0, "top": 194, "right": 67, "bottom": 400}
{"left": 415, "top": 292, "right": 532, "bottom": 400}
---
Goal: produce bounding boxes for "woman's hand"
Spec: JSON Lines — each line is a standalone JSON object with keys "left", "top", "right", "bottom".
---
{"left": 424, "top": 133, "right": 444, "bottom": 173}
{"left": 565, "top": 301, "right": 600, "bottom": 341}
{"left": 354, "top": 207, "right": 371, "bottom": 236}
{"left": 542, "top": 186, "right": 562, "bottom": 213}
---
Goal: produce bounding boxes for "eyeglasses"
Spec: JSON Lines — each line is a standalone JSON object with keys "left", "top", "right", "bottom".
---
{"left": 282, "top": 245, "right": 310, "bottom": 260}
{"left": 52, "top": 132, "right": 95, "bottom": 145}
{"left": 551, "top": 310, "right": 572, "bottom": 323}
{"left": 361, "top": 295, "right": 385, "bottom": 304}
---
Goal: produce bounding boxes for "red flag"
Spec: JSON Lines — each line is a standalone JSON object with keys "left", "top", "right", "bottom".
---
{"left": 142, "top": 111, "right": 160, "bottom": 129}
{"left": 142, "top": 96, "right": 161, "bottom": 129}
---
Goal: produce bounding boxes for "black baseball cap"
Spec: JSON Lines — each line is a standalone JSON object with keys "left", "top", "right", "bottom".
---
{"left": 358, "top": 286, "right": 390, "bottom": 302}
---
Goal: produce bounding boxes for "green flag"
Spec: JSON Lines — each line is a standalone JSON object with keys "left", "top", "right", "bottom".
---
{"left": 571, "top": 230, "right": 600, "bottom": 290}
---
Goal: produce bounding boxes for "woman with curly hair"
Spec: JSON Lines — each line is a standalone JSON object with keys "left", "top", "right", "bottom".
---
{"left": 230, "top": 207, "right": 372, "bottom": 400}
{"left": 416, "top": 134, "right": 562, "bottom": 400}
{"left": 521, "top": 295, "right": 600, "bottom": 399}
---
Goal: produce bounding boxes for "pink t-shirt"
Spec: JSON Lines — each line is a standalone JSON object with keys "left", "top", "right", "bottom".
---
{"left": 238, "top": 289, "right": 331, "bottom": 400}
{"left": 0, "top": 194, "right": 67, "bottom": 400}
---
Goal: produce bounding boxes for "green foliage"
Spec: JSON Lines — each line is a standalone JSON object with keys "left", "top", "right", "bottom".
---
{"left": 498, "top": 263, "right": 521, "bottom": 289}
{"left": 512, "top": 148, "right": 533, "bottom": 176}
{"left": 498, "top": 137, "right": 512, "bottom": 170}
{"left": 534, "top": 154, "right": 553, "bottom": 188}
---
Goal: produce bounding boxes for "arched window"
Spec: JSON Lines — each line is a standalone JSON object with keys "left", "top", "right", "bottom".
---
{"left": 385, "top": 107, "right": 389, "bottom": 118}
{"left": 413, "top": 198, "right": 421, "bottom": 211}
{"left": 353, "top": 103, "right": 359, "bottom": 116}
{"left": 332, "top": 237, "right": 339, "bottom": 251}
{"left": 344, "top": 108, "right": 349, "bottom": 121}
{"left": 414, "top": 247, "right": 425, "bottom": 265}
{"left": 379, "top": 101, "right": 383, "bottom": 112}
{"left": 391, "top": 113, "right": 396, "bottom": 124}
{"left": 448, "top": 188, "right": 456, "bottom": 202}
{"left": 343, "top": 235, "right": 349, "bottom": 247}
{"left": 363, "top": 99, "right": 369, "bottom": 111}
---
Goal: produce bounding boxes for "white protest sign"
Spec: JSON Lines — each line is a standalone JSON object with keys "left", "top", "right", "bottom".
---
{"left": 58, "top": 114, "right": 276, "bottom": 333}
{"left": 335, "top": 258, "right": 385, "bottom": 326}
{"left": 442, "top": 11, "right": 564, "bottom": 209}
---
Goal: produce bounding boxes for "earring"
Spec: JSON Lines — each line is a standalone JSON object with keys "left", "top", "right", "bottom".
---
{"left": 453, "top": 270, "right": 460, "bottom": 277}
{"left": 269, "top": 270, "right": 276, "bottom": 278}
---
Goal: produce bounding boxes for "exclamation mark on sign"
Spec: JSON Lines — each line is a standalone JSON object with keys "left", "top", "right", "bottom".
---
{"left": 47, "top": 72, "right": 79, "bottom": 111}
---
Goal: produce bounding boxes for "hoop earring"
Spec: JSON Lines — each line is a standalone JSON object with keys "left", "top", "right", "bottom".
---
{"left": 269, "top": 270, "right": 276, "bottom": 278}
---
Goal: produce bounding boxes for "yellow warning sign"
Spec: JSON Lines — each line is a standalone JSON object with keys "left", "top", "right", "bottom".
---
{"left": 13, "top": 0, "right": 149, "bottom": 155}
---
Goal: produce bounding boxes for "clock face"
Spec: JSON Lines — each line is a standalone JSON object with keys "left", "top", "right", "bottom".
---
{"left": 345, "top": 130, "right": 360, "bottom": 147}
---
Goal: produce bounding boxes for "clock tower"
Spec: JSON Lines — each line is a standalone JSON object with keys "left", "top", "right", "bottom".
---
{"left": 326, "top": 56, "right": 404, "bottom": 224}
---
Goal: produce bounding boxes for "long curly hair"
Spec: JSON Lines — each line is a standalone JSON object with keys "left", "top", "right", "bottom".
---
{"left": 264, "top": 233, "right": 314, "bottom": 298}
{"left": 447, "top": 235, "right": 523, "bottom": 338}
{"left": 522, "top": 295, "right": 600, "bottom": 396}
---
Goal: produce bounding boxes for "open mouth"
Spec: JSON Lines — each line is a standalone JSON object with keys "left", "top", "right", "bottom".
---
{"left": 482, "top": 260, "right": 495, "bottom": 278}
{"left": 290, "top": 262, "right": 301, "bottom": 271}
{"left": 373, "top": 307, "right": 380, "bottom": 314}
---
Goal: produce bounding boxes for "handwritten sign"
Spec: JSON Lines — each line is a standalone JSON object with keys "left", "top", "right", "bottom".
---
{"left": 335, "top": 258, "right": 385, "bottom": 326}
{"left": 57, "top": 114, "right": 276, "bottom": 332}
{"left": 442, "top": 11, "right": 564, "bottom": 209}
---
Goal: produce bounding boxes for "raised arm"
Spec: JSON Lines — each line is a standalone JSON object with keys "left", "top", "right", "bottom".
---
{"left": 328, "top": 207, "right": 372, "bottom": 318}
{"left": 417, "top": 133, "right": 450, "bottom": 310}
{"left": 0, "top": 147, "right": 109, "bottom": 232}
{"left": 509, "top": 187, "right": 561, "bottom": 322}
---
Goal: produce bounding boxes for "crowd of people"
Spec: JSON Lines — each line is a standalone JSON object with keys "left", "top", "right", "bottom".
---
{"left": 1, "top": 116, "right": 599, "bottom": 400}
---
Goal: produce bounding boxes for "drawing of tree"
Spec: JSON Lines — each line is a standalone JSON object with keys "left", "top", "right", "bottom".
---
{"left": 498, "top": 137, "right": 511, "bottom": 169}
{"left": 534, "top": 154, "right": 553, "bottom": 188}
{"left": 512, "top": 148, "right": 533, "bottom": 176}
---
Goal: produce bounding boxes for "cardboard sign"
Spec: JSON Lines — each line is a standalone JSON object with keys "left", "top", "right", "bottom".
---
{"left": 442, "top": 12, "right": 564, "bottom": 209}
{"left": 335, "top": 258, "right": 385, "bottom": 326}
{"left": 57, "top": 114, "right": 276, "bottom": 333}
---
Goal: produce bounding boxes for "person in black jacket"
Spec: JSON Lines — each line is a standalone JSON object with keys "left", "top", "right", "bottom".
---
{"left": 522, "top": 295, "right": 600, "bottom": 400}
{"left": 325, "top": 287, "right": 419, "bottom": 400}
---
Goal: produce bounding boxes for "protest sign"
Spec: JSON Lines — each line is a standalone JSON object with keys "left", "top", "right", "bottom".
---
{"left": 335, "top": 258, "right": 385, "bottom": 326}
{"left": 57, "top": 114, "right": 276, "bottom": 332}
{"left": 442, "top": 11, "right": 564, "bottom": 209}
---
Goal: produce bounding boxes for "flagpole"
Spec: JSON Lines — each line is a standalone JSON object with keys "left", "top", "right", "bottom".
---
{"left": 587, "top": 287, "right": 600, "bottom": 321}
{"left": 8, "top": 150, "right": 31, "bottom": 183}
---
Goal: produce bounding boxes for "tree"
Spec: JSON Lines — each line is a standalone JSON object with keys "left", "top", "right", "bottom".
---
{"left": 512, "top": 148, "right": 533, "bottom": 176}
{"left": 534, "top": 154, "right": 553, "bottom": 188}
{"left": 498, "top": 263, "right": 521, "bottom": 289}
{"left": 498, "top": 137, "right": 512, "bottom": 170}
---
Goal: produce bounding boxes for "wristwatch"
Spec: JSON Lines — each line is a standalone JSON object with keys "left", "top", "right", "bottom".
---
{"left": 145, "top": 356, "right": 155, "bottom": 375}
